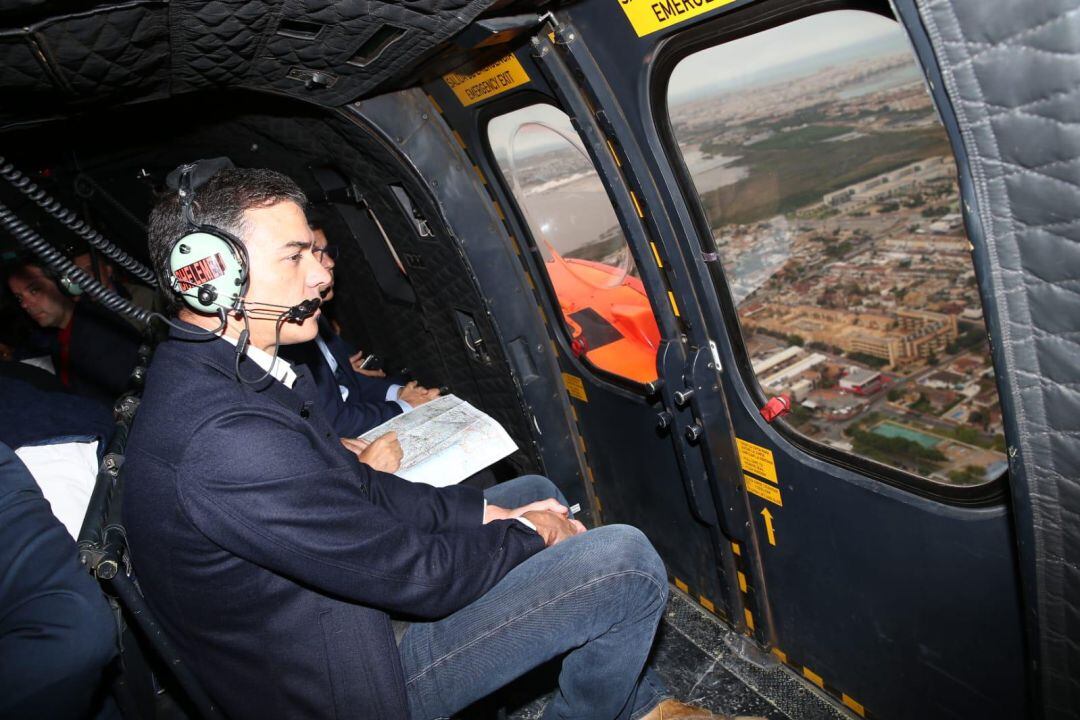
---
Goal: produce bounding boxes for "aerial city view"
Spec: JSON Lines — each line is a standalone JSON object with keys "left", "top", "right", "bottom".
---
{"left": 668, "top": 11, "right": 1006, "bottom": 485}
{"left": 490, "top": 11, "right": 1005, "bottom": 486}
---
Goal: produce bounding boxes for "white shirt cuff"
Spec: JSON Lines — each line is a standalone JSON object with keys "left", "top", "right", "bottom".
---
{"left": 388, "top": 384, "right": 412, "bottom": 412}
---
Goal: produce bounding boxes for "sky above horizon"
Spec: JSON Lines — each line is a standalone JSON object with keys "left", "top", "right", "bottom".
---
{"left": 487, "top": 10, "right": 914, "bottom": 158}
{"left": 667, "top": 10, "right": 909, "bottom": 103}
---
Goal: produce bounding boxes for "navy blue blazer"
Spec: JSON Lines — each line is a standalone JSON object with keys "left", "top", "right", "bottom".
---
{"left": 318, "top": 318, "right": 397, "bottom": 403}
{"left": 122, "top": 324, "right": 544, "bottom": 719}
{"left": 0, "top": 443, "right": 116, "bottom": 718}
{"left": 280, "top": 319, "right": 402, "bottom": 437}
{"left": 64, "top": 301, "right": 141, "bottom": 404}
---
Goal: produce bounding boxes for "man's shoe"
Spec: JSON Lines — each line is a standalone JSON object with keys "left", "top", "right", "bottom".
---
{"left": 638, "top": 698, "right": 768, "bottom": 720}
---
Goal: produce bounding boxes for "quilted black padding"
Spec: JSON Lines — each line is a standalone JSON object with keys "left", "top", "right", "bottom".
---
{"left": 0, "top": 36, "right": 44, "bottom": 93}
{"left": 914, "top": 0, "right": 1080, "bottom": 716}
{"left": 170, "top": 0, "right": 272, "bottom": 92}
{"left": 0, "top": 0, "right": 503, "bottom": 129}
{"left": 54, "top": 6, "right": 169, "bottom": 98}
{"left": 0, "top": 2, "right": 170, "bottom": 115}
{"left": 252, "top": 0, "right": 494, "bottom": 104}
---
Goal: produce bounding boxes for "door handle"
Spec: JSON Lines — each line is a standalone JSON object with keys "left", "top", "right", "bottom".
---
{"left": 454, "top": 310, "right": 489, "bottom": 364}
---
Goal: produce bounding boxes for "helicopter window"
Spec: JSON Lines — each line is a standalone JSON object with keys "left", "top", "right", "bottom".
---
{"left": 488, "top": 103, "right": 660, "bottom": 385}
{"left": 666, "top": 9, "right": 1005, "bottom": 486}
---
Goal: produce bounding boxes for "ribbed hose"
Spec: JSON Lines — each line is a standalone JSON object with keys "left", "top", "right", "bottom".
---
{"left": 0, "top": 199, "right": 151, "bottom": 326}
{"left": 0, "top": 155, "right": 158, "bottom": 288}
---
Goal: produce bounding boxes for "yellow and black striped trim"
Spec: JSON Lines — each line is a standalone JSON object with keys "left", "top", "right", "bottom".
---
{"left": 728, "top": 540, "right": 761, "bottom": 641}
{"left": 424, "top": 91, "right": 604, "bottom": 523}
{"left": 670, "top": 575, "right": 729, "bottom": 624}
{"left": 767, "top": 647, "right": 873, "bottom": 719}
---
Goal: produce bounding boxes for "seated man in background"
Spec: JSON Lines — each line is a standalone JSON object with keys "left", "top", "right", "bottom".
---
{"left": 5, "top": 259, "right": 141, "bottom": 405}
{"left": 282, "top": 212, "right": 438, "bottom": 440}
{"left": 0, "top": 442, "right": 117, "bottom": 719}
{"left": 124, "top": 165, "right": 736, "bottom": 720}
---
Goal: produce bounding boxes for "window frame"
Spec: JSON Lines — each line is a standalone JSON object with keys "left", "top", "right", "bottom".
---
{"left": 650, "top": 0, "right": 1008, "bottom": 503}
{"left": 480, "top": 93, "right": 669, "bottom": 396}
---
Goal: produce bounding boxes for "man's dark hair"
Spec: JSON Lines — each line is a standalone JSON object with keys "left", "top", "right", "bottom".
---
{"left": 147, "top": 167, "right": 308, "bottom": 315}
{"left": 3, "top": 256, "right": 55, "bottom": 291}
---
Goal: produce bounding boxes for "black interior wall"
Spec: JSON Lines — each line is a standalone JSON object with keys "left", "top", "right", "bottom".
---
{"left": 0, "top": 92, "right": 542, "bottom": 475}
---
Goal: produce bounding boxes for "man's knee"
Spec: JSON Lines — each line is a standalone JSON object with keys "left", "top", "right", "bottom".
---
{"left": 491, "top": 474, "right": 568, "bottom": 507}
{"left": 516, "top": 474, "right": 562, "bottom": 499}
{"left": 586, "top": 525, "right": 668, "bottom": 602}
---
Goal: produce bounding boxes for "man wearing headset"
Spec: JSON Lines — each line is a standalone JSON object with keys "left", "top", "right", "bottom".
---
{"left": 123, "top": 164, "right": 745, "bottom": 720}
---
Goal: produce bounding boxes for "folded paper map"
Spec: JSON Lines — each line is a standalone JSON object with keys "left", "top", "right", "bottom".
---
{"left": 358, "top": 394, "right": 518, "bottom": 487}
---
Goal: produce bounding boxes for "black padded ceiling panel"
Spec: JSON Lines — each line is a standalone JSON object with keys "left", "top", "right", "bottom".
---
{"left": 0, "top": 0, "right": 508, "bottom": 129}
{"left": 0, "top": 1, "right": 170, "bottom": 120}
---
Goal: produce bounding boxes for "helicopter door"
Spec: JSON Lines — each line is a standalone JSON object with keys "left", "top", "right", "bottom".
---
{"left": 426, "top": 47, "right": 749, "bottom": 624}
{"left": 533, "top": 1, "right": 1029, "bottom": 718}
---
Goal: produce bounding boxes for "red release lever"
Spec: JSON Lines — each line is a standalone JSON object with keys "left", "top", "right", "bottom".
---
{"left": 760, "top": 395, "right": 791, "bottom": 423}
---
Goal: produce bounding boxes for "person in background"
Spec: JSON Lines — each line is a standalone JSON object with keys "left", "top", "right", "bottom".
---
{"left": 282, "top": 213, "right": 439, "bottom": 443}
{"left": 5, "top": 259, "right": 140, "bottom": 404}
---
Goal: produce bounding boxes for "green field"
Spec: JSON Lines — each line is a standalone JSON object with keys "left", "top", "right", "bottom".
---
{"left": 745, "top": 124, "right": 855, "bottom": 151}
{"left": 697, "top": 124, "right": 951, "bottom": 227}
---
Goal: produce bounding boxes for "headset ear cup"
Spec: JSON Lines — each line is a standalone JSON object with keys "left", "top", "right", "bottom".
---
{"left": 167, "top": 229, "right": 247, "bottom": 314}
{"left": 58, "top": 274, "right": 83, "bottom": 296}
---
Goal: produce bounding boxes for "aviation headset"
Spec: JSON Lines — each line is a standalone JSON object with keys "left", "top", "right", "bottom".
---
{"left": 55, "top": 269, "right": 84, "bottom": 296}
{"left": 32, "top": 243, "right": 85, "bottom": 296}
{"left": 162, "top": 158, "right": 321, "bottom": 325}
{"left": 165, "top": 159, "right": 249, "bottom": 315}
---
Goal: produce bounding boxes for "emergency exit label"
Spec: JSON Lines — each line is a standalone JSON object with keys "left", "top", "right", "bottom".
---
{"left": 562, "top": 372, "right": 589, "bottom": 402}
{"left": 616, "top": 0, "right": 739, "bottom": 38}
{"left": 736, "top": 437, "right": 777, "bottom": 483}
{"left": 443, "top": 54, "right": 530, "bottom": 107}
{"left": 745, "top": 474, "right": 782, "bottom": 507}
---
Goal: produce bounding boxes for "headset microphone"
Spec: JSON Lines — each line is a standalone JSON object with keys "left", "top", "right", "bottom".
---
{"left": 286, "top": 298, "right": 321, "bottom": 322}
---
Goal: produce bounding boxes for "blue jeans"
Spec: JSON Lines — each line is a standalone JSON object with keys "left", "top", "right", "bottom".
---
{"left": 399, "top": 475, "right": 670, "bottom": 720}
